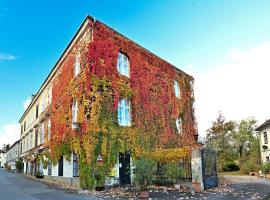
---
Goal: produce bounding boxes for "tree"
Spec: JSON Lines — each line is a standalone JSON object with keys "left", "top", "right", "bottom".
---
{"left": 231, "top": 118, "right": 261, "bottom": 169}
{"left": 2, "top": 144, "right": 10, "bottom": 152}
{"left": 205, "top": 112, "right": 236, "bottom": 171}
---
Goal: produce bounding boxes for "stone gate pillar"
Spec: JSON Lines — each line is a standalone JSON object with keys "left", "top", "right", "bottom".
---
{"left": 191, "top": 149, "right": 204, "bottom": 191}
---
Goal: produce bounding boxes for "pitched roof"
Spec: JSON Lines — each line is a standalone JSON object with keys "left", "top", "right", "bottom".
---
{"left": 255, "top": 119, "right": 270, "bottom": 131}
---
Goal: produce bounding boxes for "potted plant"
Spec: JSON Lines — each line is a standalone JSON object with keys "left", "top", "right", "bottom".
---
{"left": 134, "top": 157, "right": 156, "bottom": 198}
{"left": 262, "top": 163, "right": 270, "bottom": 179}
{"left": 164, "top": 161, "right": 185, "bottom": 189}
{"left": 94, "top": 171, "right": 106, "bottom": 191}
{"left": 36, "top": 171, "right": 44, "bottom": 179}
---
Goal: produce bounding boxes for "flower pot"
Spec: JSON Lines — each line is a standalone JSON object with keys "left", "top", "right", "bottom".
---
{"left": 174, "top": 183, "right": 181, "bottom": 190}
{"left": 95, "top": 186, "right": 105, "bottom": 191}
{"left": 265, "top": 173, "right": 270, "bottom": 179}
{"left": 139, "top": 191, "right": 149, "bottom": 198}
{"left": 192, "top": 182, "right": 201, "bottom": 192}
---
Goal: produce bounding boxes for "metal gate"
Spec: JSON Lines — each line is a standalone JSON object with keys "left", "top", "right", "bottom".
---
{"left": 201, "top": 148, "right": 218, "bottom": 189}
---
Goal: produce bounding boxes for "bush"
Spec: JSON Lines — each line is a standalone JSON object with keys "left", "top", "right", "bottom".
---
{"left": 15, "top": 158, "right": 23, "bottom": 173}
{"left": 262, "top": 163, "right": 270, "bottom": 174}
{"left": 240, "top": 162, "right": 260, "bottom": 174}
{"left": 133, "top": 157, "right": 156, "bottom": 191}
{"left": 223, "top": 162, "right": 240, "bottom": 172}
{"left": 164, "top": 162, "right": 185, "bottom": 184}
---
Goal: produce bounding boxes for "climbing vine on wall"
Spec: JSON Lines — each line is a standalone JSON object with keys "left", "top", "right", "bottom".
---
{"left": 47, "top": 21, "right": 197, "bottom": 189}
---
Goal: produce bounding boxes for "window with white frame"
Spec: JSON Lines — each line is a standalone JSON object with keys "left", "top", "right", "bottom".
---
{"left": 73, "top": 153, "right": 79, "bottom": 177}
{"left": 118, "top": 98, "right": 131, "bottom": 126}
{"left": 48, "top": 86, "right": 52, "bottom": 104}
{"left": 176, "top": 117, "right": 182, "bottom": 134}
{"left": 48, "top": 119, "right": 51, "bottom": 140}
{"left": 30, "top": 132, "right": 32, "bottom": 149}
{"left": 174, "top": 80, "right": 180, "bottom": 98}
{"left": 48, "top": 161, "right": 52, "bottom": 176}
{"left": 72, "top": 98, "right": 78, "bottom": 127}
{"left": 74, "top": 52, "right": 81, "bottom": 77}
{"left": 264, "top": 132, "right": 268, "bottom": 144}
{"left": 117, "top": 52, "right": 130, "bottom": 77}
{"left": 40, "top": 123, "right": 44, "bottom": 144}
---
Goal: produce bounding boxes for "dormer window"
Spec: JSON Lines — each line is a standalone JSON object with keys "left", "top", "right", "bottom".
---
{"left": 176, "top": 117, "right": 182, "bottom": 134}
{"left": 174, "top": 80, "right": 180, "bottom": 98}
{"left": 117, "top": 52, "right": 130, "bottom": 77}
{"left": 74, "top": 52, "right": 81, "bottom": 77}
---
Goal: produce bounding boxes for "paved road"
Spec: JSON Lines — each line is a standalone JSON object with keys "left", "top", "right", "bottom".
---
{"left": 1, "top": 168, "right": 270, "bottom": 200}
{"left": 0, "top": 168, "right": 98, "bottom": 200}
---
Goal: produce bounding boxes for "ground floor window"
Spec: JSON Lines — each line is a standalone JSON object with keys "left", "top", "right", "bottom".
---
{"left": 48, "top": 161, "right": 52, "bottom": 176}
{"left": 266, "top": 156, "right": 270, "bottom": 163}
{"left": 73, "top": 153, "right": 79, "bottom": 177}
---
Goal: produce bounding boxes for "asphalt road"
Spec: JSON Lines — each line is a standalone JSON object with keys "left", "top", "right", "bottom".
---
{"left": 1, "top": 168, "right": 270, "bottom": 200}
{"left": 0, "top": 168, "right": 98, "bottom": 200}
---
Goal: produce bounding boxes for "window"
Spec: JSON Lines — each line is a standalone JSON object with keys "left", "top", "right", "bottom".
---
{"left": 21, "top": 125, "right": 23, "bottom": 134}
{"left": 41, "top": 95, "right": 45, "bottom": 112}
{"left": 72, "top": 99, "right": 78, "bottom": 128}
{"left": 190, "top": 80, "right": 194, "bottom": 98}
{"left": 48, "top": 161, "right": 52, "bottom": 176}
{"left": 73, "top": 153, "right": 79, "bottom": 177}
{"left": 47, "top": 119, "right": 51, "bottom": 140}
{"left": 26, "top": 136, "right": 29, "bottom": 150}
{"left": 40, "top": 123, "right": 44, "bottom": 144}
{"left": 174, "top": 80, "right": 180, "bottom": 98}
{"left": 36, "top": 104, "right": 39, "bottom": 119}
{"left": 24, "top": 121, "right": 26, "bottom": 131}
{"left": 266, "top": 156, "right": 270, "bottom": 163}
{"left": 176, "top": 117, "right": 182, "bottom": 134}
{"left": 74, "top": 52, "right": 81, "bottom": 77}
{"left": 264, "top": 132, "right": 268, "bottom": 144}
{"left": 118, "top": 98, "right": 131, "bottom": 126}
{"left": 30, "top": 132, "right": 32, "bottom": 149}
{"left": 48, "top": 87, "right": 52, "bottom": 104}
{"left": 117, "top": 53, "right": 130, "bottom": 77}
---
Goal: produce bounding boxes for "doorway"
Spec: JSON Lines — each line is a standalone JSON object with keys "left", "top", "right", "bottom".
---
{"left": 119, "top": 153, "right": 131, "bottom": 185}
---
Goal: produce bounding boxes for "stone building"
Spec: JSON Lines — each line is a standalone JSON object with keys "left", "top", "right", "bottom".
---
{"left": 19, "top": 16, "right": 197, "bottom": 187}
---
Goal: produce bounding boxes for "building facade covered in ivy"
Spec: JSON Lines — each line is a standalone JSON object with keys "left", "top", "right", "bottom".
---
{"left": 19, "top": 16, "right": 197, "bottom": 188}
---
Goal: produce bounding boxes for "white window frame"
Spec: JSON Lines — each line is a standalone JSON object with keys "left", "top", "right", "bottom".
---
{"left": 174, "top": 80, "right": 180, "bottom": 98}
{"left": 117, "top": 52, "right": 130, "bottom": 77}
{"left": 48, "top": 119, "right": 51, "bottom": 140}
{"left": 40, "top": 123, "right": 44, "bottom": 144}
{"left": 118, "top": 98, "right": 131, "bottom": 126}
{"left": 72, "top": 98, "right": 78, "bottom": 128}
{"left": 176, "top": 117, "right": 182, "bottom": 134}
{"left": 74, "top": 52, "right": 81, "bottom": 77}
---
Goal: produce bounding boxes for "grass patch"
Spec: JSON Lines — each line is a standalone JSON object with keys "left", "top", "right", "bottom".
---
{"left": 219, "top": 171, "right": 244, "bottom": 176}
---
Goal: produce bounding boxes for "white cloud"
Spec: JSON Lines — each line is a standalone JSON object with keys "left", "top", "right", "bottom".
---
{"left": 0, "top": 53, "right": 16, "bottom": 61}
{"left": 195, "top": 42, "right": 270, "bottom": 137}
{"left": 23, "top": 97, "right": 32, "bottom": 110}
{"left": 0, "top": 123, "right": 20, "bottom": 150}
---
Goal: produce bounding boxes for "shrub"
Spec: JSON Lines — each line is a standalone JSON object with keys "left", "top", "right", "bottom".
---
{"left": 222, "top": 162, "right": 240, "bottom": 172}
{"left": 15, "top": 158, "right": 23, "bottom": 173}
{"left": 133, "top": 157, "right": 156, "bottom": 191}
{"left": 240, "top": 162, "right": 260, "bottom": 174}
{"left": 262, "top": 163, "right": 270, "bottom": 174}
{"left": 164, "top": 162, "right": 185, "bottom": 184}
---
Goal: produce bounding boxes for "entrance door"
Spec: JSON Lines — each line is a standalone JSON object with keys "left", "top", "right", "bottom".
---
{"left": 58, "top": 156, "right": 63, "bottom": 176}
{"left": 119, "top": 153, "right": 131, "bottom": 185}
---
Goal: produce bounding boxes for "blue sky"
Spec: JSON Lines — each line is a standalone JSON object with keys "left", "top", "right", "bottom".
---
{"left": 1, "top": 0, "right": 270, "bottom": 145}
